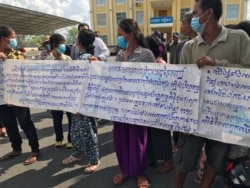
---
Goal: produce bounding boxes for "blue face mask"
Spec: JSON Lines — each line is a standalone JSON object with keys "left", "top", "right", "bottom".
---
{"left": 117, "top": 36, "right": 128, "bottom": 49}
{"left": 57, "top": 44, "right": 66, "bottom": 54}
{"left": 191, "top": 11, "right": 208, "bottom": 33}
{"left": 8, "top": 38, "right": 17, "bottom": 49}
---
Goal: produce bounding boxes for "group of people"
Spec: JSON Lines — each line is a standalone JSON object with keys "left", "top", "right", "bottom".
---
{"left": 1, "top": 0, "right": 250, "bottom": 187}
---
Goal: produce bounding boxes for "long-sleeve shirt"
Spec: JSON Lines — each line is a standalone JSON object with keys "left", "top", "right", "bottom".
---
{"left": 180, "top": 26, "right": 250, "bottom": 68}
{"left": 115, "top": 46, "right": 155, "bottom": 63}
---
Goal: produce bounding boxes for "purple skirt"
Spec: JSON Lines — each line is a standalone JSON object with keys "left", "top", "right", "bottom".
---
{"left": 113, "top": 122, "right": 147, "bottom": 177}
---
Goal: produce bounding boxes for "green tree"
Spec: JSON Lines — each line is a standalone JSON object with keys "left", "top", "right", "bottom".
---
{"left": 16, "top": 35, "right": 44, "bottom": 47}
{"left": 65, "top": 26, "right": 78, "bottom": 44}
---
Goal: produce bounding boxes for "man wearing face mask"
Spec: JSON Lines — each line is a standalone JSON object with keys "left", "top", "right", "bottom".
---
{"left": 0, "top": 25, "right": 41, "bottom": 165}
{"left": 174, "top": 0, "right": 250, "bottom": 188}
{"left": 48, "top": 33, "right": 72, "bottom": 151}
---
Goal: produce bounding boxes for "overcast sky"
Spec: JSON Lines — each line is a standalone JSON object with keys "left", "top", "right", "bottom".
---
{"left": 0, "top": 0, "right": 90, "bottom": 23}
{"left": 0, "top": 0, "right": 249, "bottom": 27}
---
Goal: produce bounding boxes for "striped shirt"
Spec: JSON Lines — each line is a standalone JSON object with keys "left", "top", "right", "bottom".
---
{"left": 115, "top": 46, "right": 155, "bottom": 63}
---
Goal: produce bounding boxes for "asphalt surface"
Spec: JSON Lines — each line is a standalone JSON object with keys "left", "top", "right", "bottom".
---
{"left": 0, "top": 108, "right": 225, "bottom": 188}
{"left": 0, "top": 54, "right": 224, "bottom": 188}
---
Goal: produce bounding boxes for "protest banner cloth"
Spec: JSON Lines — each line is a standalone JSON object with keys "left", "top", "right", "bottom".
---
{"left": 1, "top": 60, "right": 249, "bottom": 147}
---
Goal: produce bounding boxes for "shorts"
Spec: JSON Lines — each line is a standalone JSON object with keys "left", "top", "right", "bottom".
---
{"left": 174, "top": 134, "right": 229, "bottom": 173}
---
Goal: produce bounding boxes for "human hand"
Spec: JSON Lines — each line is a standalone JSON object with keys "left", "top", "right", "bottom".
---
{"left": 0, "top": 52, "right": 7, "bottom": 61}
{"left": 196, "top": 56, "right": 215, "bottom": 69}
{"left": 75, "top": 112, "right": 81, "bottom": 118}
{"left": 88, "top": 56, "right": 100, "bottom": 63}
{"left": 156, "top": 57, "right": 166, "bottom": 64}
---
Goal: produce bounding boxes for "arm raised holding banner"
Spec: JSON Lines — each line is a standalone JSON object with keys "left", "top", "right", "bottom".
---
{"left": 0, "top": 25, "right": 40, "bottom": 165}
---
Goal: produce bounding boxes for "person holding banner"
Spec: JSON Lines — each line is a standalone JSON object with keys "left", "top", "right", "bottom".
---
{"left": 62, "top": 29, "right": 100, "bottom": 173}
{"left": 174, "top": 0, "right": 250, "bottom": 188}
{"left": 48, "top": 33, "right": 72, "bottom": 151}
{"left": 112, "top": 19, "right": 155, "bottom": 187}
{"left": 0, "top": 25, "right": 40, "bottom": 165}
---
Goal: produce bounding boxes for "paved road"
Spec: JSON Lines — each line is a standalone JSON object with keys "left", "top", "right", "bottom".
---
{"left": 0, "top": 108, "right": 225, "bottom": 188}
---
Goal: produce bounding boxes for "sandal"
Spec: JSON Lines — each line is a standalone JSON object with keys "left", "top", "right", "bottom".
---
{"left": 24, "top": 152, "right": 41, "bottom": 165}
{"left": 62, "top": 155, "right": 83, "bottom": 165}
{"left": 1, "top": 132, "right": 8, "bottom": 138}
{"left": 155, "top": 160, "right": 173, "bottom": 174}
{"left": 137, "top": 175, "right": 150, "bottom": 188}
{"left": 0, "top": 127, "right": 8, "bottom": 138}
{"left": 84, "top": 161, "right": 100, "bottom": 174}
{"left": 113, "top": 173, "right": 127, "bottom": 185}
{"left": 0, "top": 150, "right": 22, "bottom": 161}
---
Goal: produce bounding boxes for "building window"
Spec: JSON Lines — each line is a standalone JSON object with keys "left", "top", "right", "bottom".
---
{"left": 136, "top": 0, "right": 143, "bottom": 2}
{"left": 96, "top": 0, "right": 105, "bottom": 5}
{"left": 180, "top": 8, "right": 191, "bottom": 20}
{"left": 136, "top": 11, "right": 144, "bottom": 25}
{"left": 100, "top": 35, "right": 108, "bottom": 45}
{"left": 226, "top": 4, "right": 239, "bottom": 19}
{"left": 116, "top": 0, "right": 125, "bottom": 3}
{"left": 97, "top": 13, "right": 107, "bottom": 26}
{"left": 116, "top": 12, "right": 126, "bottom": 25}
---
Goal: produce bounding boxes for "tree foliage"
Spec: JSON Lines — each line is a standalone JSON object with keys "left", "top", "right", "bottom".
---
{"left": 15, "top": 26, "right": 77, "bottom": 47}
{"left": 65, "top": 26, "right": 78, "bottom": 44}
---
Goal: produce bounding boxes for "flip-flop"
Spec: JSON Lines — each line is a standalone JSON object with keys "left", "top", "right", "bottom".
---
{"left": 62, "top": 155, "right": 83, "bottom": 165}
{"left": 0, "top": 132, "right": 8, "bottom": 138}
{"left": 112, "top": 173, "right": 127, "bottom": 185}
{"left": 137, "top": 175, "right": 150, "bottom": 188}
{"left": 0, "top": 150, "right": 22, "bottom": 161}
{"left": 24, "top": 152, "right": 41, "bottom": 165}
{"left": 84, "top": 161, "right": 100, "bottom": 174}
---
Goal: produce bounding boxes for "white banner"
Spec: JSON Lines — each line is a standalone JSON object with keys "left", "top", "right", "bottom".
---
{"left": 1, "top": 60, "right": 249, "bottom": 147}
{"left": 198, "top": 67, "right": 250, "bottom": 147}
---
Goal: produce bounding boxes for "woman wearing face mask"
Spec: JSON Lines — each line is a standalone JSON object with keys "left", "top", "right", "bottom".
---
{"left": 0, "top": 25, "right": 40, "bottom": 165}
{"left": 48, "top": 33, "right": 72, "bottom": 151}
{"left": 112, "top": 19, "right": 155, "bottom": 188}
{"left": 62, "top": 29, "right": 100, "bottom": 173}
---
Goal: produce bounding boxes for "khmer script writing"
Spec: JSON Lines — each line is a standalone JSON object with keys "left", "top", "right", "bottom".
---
{"left": 198, "top": 67, "right": 250, "bottom": 146}
{"left": 1, "top": 60, "right": 249, "bottom": 147}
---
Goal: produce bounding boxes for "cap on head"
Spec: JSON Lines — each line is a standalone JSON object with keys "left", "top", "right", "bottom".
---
{"left": 43, "top": 35, "right": 50, "bottom": 43}
{"left": 153, "top": 30, "right": 162, "bottom": 39}
{"left": 172, "top": 32, "right": 180, "bottom": 38}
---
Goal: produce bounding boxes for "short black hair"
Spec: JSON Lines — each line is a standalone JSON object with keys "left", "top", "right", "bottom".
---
{"left": 195, "top": 0, "right": 222, "bottom": 20}
{"left": 49, "top": 33, "right": 65, "bottom": 49}
{"left": 78, "top": 23, "right": 89, "bottom": 31}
